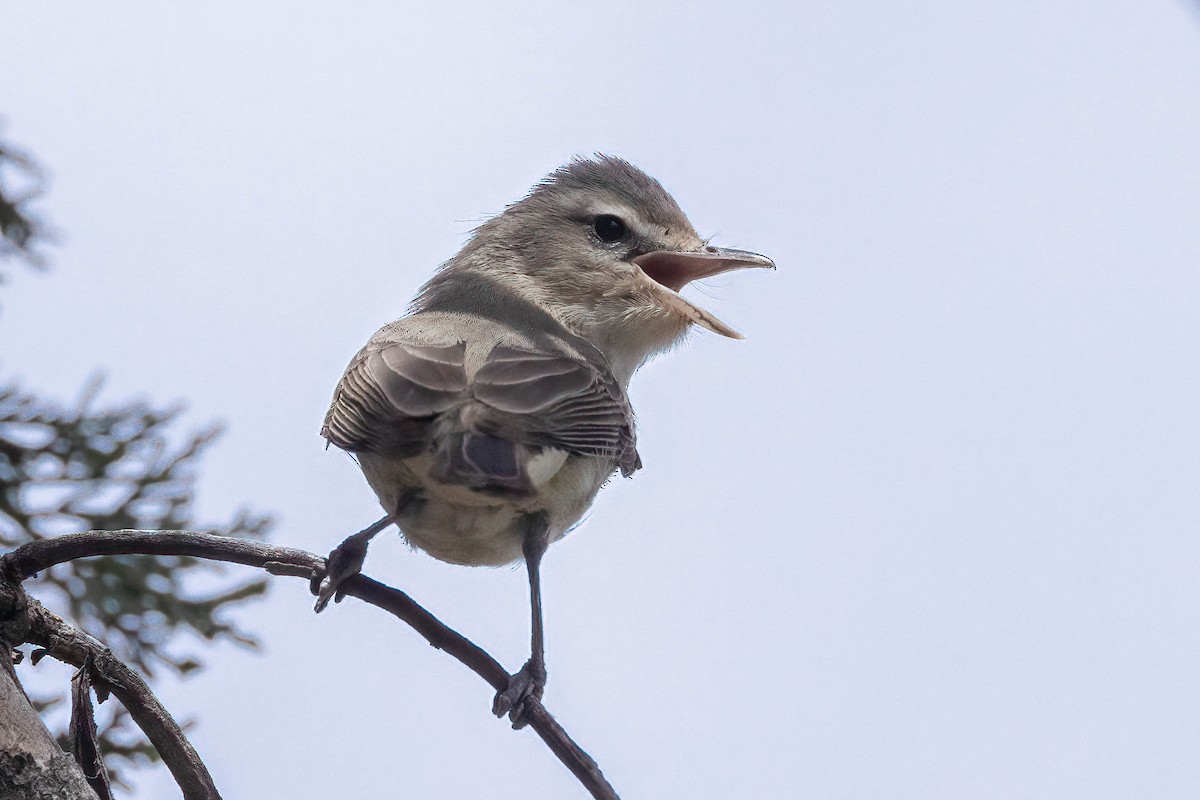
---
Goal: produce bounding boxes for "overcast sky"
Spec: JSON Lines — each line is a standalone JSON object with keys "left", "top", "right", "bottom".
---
{"left": 3, "top": 2, "right": 1200, "bottom": 798}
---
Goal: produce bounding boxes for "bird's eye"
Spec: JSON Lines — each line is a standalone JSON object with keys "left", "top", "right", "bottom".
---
{"left": 593, "top": 214, "right": 627, "bottom": 243}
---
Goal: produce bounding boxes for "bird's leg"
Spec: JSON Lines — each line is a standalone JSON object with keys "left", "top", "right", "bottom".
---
{"left": 493, "top": 513, "right": 550, "bottom": 728}
{"left": 311, "top": 514, "right": 395, "bottom": 612}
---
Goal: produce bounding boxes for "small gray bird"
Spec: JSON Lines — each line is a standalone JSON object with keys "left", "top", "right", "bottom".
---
{"left": 314, "top": 155, "right": 772, "bottom": 725}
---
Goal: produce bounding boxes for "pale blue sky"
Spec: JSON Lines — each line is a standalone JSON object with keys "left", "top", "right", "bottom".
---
{"left": 3, "top": 2, "right": 1200, "bottom": 798}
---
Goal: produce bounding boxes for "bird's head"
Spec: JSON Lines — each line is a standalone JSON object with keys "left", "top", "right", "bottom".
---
{"left": 428, "top": 156, "right": 773, "bottom": 381}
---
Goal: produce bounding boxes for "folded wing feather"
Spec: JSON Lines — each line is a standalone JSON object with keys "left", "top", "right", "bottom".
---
{"left": 322, "top": 340, "right": 640, "bottom": 483}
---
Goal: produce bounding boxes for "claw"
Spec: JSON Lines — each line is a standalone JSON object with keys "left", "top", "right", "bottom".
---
{"left": 312, "top": 572, "right": 347, "bottom": 613}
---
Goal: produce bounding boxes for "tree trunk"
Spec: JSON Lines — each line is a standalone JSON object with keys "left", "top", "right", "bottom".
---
{"left": 0, "top": 583, "right": 97, "bottom": 800}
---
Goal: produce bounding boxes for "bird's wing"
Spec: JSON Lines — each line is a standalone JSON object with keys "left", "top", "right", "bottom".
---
{"left": 323, "top": 337, "right": 639, "bottom": 477}
{"left": 472, "top": 345, "right": 640, "bottom": 477}
{"left": 322, "top": 341, "right": 468, "bottom": 458}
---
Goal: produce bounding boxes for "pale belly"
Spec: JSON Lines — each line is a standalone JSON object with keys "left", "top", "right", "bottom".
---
{"left": 356, "top": 450, "right": 613, "bottom": 566}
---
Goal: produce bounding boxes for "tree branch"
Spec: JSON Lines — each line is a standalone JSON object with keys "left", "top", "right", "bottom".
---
{"left": 24, "top": 597, "right": 220, "bottom": 800}
{"left": 2, "top": 530, "right": 620, "bottom": 800}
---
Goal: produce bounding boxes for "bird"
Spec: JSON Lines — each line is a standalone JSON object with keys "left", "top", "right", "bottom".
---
{"left": 313, "top": 155, "right": 772, "bottom": 726}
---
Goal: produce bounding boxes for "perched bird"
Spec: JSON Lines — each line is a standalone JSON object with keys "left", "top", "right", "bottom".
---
{"left": 314, "top": 155, "right": 772, "bottom": 725}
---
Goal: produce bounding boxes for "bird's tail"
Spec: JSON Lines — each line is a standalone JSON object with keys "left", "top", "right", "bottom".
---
{"left": 429, "top": 432, "right": 536, "bottom": 498}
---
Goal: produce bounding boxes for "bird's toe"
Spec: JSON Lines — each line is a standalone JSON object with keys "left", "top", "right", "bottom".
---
{"left": 311, "top": 536, "right": 370, "bottom": 612}
{"left": 492, "top": 660, "right": 546, "bottom": 729}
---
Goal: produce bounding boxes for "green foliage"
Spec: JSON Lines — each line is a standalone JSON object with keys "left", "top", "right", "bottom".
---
{"left": 0, "top": 378, "right": 272, "bottom": 673}
{"left": 0, "top": 378, "right": 273, "bottom": 786}
{"left": 0, "top": 130, "right": 53, "bottom": 273}
{"left": 0, "top": 129, "right": 271, "bottom": 789}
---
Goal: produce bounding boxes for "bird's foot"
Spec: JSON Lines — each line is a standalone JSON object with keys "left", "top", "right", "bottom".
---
{"left": 492, "top": 659, "right": 546, "bottom": 729}
{"left": 310, "top": 533, "right": 371, "bottom": 613}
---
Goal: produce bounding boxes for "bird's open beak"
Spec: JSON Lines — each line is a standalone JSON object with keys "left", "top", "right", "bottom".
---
{"left": 632, "top": 246, "right": 775, "bottom": 339}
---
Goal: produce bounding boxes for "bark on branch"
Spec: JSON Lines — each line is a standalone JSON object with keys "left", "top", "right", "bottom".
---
{"left": 1, "top": 530, "right": 620, "bottom": 800}
{"left": 24, "top": 598, "right": 219, "bottom": 800}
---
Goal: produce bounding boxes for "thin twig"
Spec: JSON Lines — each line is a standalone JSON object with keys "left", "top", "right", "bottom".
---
{"left": 2, "top": 530, "right": 620, "bottom": 800}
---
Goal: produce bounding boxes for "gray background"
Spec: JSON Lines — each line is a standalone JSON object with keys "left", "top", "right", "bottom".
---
{"left": 3, "top": 2, "right": 1199, "bottom": 797}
